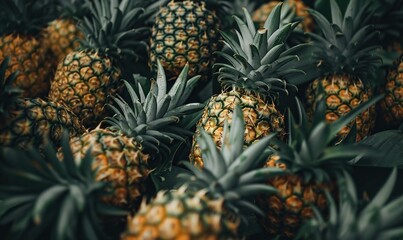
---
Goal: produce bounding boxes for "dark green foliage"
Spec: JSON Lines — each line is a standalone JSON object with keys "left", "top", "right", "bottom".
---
{"left": 0, "top": 57, "right": 22, "bottom": 118}
{"left": 0, "top": 133, "right": 127, "bottom": 240}
{"left": 270, "top": 93, "right": 383, "bottom": 182}
{"left": 0, "top": 0, "right": 54, "bottom": 36}
{"left": 78, "top": 0, "right": 149, "bottom": 62}
{"left": 307, "top": 0, "right": 382, "bottom": 86}
{"left": 297, "top": 169, "right": 403, "bottom": 240}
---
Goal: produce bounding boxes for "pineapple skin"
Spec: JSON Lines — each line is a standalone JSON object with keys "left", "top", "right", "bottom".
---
{"left": 0, "top": 98, "right": 85, "bottom": 149}
{"left": 306, "top": 75, "right": 375, "bottom": 142}
{"left": 0, "top": 34, "right": 53, "bottom": 98}
{"left": 48, "top": 50, "right": 122, "bottom": 128}
{"left": 379, "top": 58, "right": 403, "bottom": 127}
{"left": 43, "top": 18, "right": 84, "bottom": 63}
{"left": 190, "top": 90, "right": 285, "bottom": 168}
{"left": 121, "top": 189, "right": 239, "bottom": 240}
{"left": 68, "top": 128, "right": 151, "bottom": 207}
{"left": 257, "top": 157, "right": 336, "bottom": 239}
{"left": 149, "top": 0, "right": 220, "bottom": 81}
{"left": 252, "top": 0, "right": 314, "bottom": 32}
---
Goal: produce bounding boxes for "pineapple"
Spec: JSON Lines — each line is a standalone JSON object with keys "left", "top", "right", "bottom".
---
{"left": 121, "top": 105, "right": 284, "bottom": 239}
{"left": 379, "top": 56, "right": 403, "bottom": 128}
{"left": 305, "top": 0, "right": 381, "bottom": 142}
{"left": 0, "top": 57, "right": 84, "bottom": 149}
{"left": 369, "top": 0, "right": 403, "bottom": 128}
{"left": 256, "top": 94, "right": 383, "bottom": 239}
{"left": 0, "top": 0, "right": 54, "bottom": 98}
{"left": 48, "top": 0, "right": 149, "bottom": 128}
{"left": 297, "top": 169, "right": 403, "bottom": 240}
{"left": 253, "top": 0, "right": 314, "bottom": 32}
{"left": 64, "top": 62, "right": 204, "bottom": 207}
{"left": 190, "top": 5, "right": 309, "bottom": 167}
{"left": 149, "top": 0, "right": 221, "bottom": 81}
{"left": 0, "top": 133, "right": 127, "bottom": 240}
{"left": 42, "top": 0, "right": 87, "bottom": 63}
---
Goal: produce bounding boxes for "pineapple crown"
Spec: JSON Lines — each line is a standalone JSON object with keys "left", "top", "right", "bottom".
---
{"left": 0, "top": 132, "right": 127, "bottom": 240}
{"left": 104, "top": 60, "right": 204, "bottom": 161}
{"left": 78, "top": 0, "right": 150, "bottom": 62}
{"left": 178, "top": 105, "right": 284, "bottom": 224}
{"left": 126, "top": 0, "right": 167, "bottom": 27}
{"left": 307, "top": 0, "right": 382, "bottom": 84}
{"left": 55, "top": 0, "right": 89, "bottom": 19}
{"left": 297, "top": 169, "right": 403, "bottom": 240}
{"left": 270, "top": 92, "right": 383, "bottom": 183}
{"left": 215, "top": 4, "right": 311, "bottom": 100}
{"left": 0, "top": 0, "right": 53, "bottom": 36}
{"left": 0, "top": 57, "right": 23, "bottom": 118}
{"left": 370, "top": 0, "right": 403, "bottom": 48}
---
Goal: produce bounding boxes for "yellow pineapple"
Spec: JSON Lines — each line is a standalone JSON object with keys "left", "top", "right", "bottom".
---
{"left": 48, "top": 0, "right": 149, "bottom": 128}
{"left": 190, "top": 4, "right": 309, "bottom": 167}
{"left": 122, "top": 105, "right": 283, "bottom": 239}
{"left": 305, "top": 0, "right": 381, "bottom": 142}
{"left": 67, "top": 127, "right": 151, "bottom": 207}
{"left": 257, "top": 95, "right": 383, "bottom": 238}
{"left": 42, "top": 0, "right": 87, "bottom": 63}
{"left": 306, "top": 76, "right": 374, "bottom": 142}
{"left": 0, "top": 57, "right": 84, "bottom": 149}
{"left": 149, "top": 0, "right": 221, "bottom": 81}
{"left": 0, "top": 0, "right": 54, "bottom": 98}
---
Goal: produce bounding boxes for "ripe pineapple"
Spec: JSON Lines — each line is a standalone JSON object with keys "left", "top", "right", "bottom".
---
{"left": 370, "top": 0, "right": 403, "bottom": 128}
{"left": 297, "top": 169, "right": 403, "bottom": 240}
{"left": 256, "top": 95, "right": 383, "bottom": 239}
{"left": 379, "top": 56, "right": 403, "bottom": 128}
{"left": 305, "top": 0, "right": 381, "bottom": 142}
{"left": 42, "top": 0, "right": 87, "bottom": 63}
{"left": 0, "top": 57, "right": 84, "bottom": 149}
{"left": 0, "top": 133, "right": 127, "bottom": 240}
{"left": 65, "top": 62, "right": 204, "bottom": 207}
{"left": 252, "top": 0, "right": 314, "bottom": 32}
{"left": 149, "top": 0, "right": 221, "bottom": 81}
{"left": 190, "top": 5, "right": 309, "bottom": 167}
{"left": 48, "top": 0, "right": 149, "bottom": 128}
{"left": 121, "top": 105, "right": 283, "bottom": 239}
{"left": 0, "top": 0, "right": 54, "bottom": 98}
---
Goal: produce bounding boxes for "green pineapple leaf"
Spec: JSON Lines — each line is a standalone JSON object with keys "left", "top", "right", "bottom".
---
{"left": 0, "top": 131, "right": 127, "bottom": 240}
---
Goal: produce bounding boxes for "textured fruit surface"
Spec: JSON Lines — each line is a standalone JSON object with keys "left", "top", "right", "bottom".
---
{"left": 0, "top": 98, "right": 84, "bottom": 149}
{"left": 122, "top": 189, "right": 239, "bottom": 240}
{"left": 190, "top": 90, "right": 284, "bottom": 168}
{"left": 149, "top": 0, "right": 220, "bottom": 81}
{"left": 252, "top": 0, "right": 314, "bottom": 32}
{"left": 43, "top": 18, "right": 84, "bottom": 62}
{"left": 0, "top": 34, "right": 52, "bottom": 98}
{"left": 306, "top": 75, "right": 375, "bottom": 142}
{"left": 68, "top": 128, "right": 150, "bottom": 207}
{"left": 380, "top": 58, "right": 403, "bottom": 127}
{"left": 48, "top": 50, "right": 122, "bottom": 127}
{"left": 257, "top": 157, "right": 335, "bottom": 239}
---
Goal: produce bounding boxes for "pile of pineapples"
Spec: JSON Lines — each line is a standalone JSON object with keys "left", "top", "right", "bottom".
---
{"left": 0, "top": 0, "right": 402, "bottom": 239}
